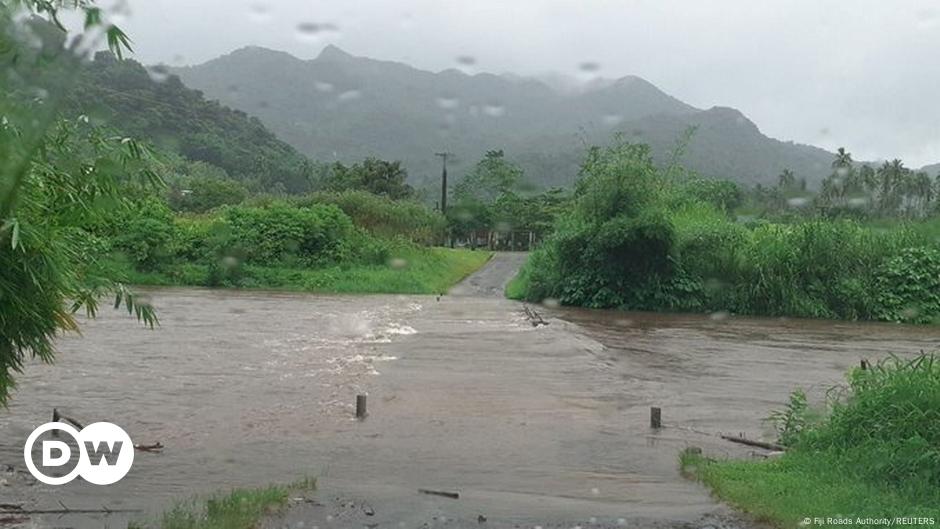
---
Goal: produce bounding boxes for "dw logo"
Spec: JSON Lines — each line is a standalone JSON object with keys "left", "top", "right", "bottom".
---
{"left": 23, "top": 422, "right": 134, "bottom": 485}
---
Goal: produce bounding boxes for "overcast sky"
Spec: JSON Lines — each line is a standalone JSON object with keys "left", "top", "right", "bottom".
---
{"left": 107, "top": 0, "right": 940, "bottom": 167}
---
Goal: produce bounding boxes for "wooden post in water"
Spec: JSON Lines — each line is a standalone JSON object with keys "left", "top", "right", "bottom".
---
{"left": 356, "top": 394, "right": 367, "bottom": 419}
{"left": 650, "top": 406, "right": 662, "bottom": 429}
{"left": 860, "top": 359, "right": 869, "bottom": 370}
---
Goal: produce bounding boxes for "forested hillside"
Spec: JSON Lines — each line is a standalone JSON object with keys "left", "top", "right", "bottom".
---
{"left": 69, "top": 51, "right": 319, "bottom": 193}
{"left": 173, "top": 45, "right": 836, "bottom": 189}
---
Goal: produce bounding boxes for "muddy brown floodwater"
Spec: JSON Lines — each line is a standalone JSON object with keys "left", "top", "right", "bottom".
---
{"left": 1, "top": 254, "right": 939, "bottom": 528}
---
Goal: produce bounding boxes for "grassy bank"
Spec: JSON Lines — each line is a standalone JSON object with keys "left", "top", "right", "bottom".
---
{"left": 682, "top": 355, "right": 940, "bottom": 528}
{"left": 130, "top": 477, "right": 315, "bottom": 529}
{"left": 105, "top": 247, "right": 492, "bottom": 295}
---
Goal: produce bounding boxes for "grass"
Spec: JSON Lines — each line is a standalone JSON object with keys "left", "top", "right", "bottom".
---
{"left": 681, "top": 451, "right": 940, "bottom": 528}
{"left": 104, "top": 248, "right": 492, "bottom": 295}
{"left": 129, "top": 477, "right": 315, "bottom": 529}
{"left": 681, "top": 354, "right": 940, "bottom": 528}
{"left": 504, "top": 272, "right": 525, "bottom": 299}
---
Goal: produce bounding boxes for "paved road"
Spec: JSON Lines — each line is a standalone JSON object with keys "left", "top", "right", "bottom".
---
{"left": 449, "top": 252, "right": 528, "bottom": 297}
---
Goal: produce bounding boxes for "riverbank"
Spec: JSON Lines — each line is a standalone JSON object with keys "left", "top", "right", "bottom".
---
{"left": 102, "top": 247, "right": 492, "bottom": 295}
{"left": 681, "top": 354, "right": 940, "bottom": 528}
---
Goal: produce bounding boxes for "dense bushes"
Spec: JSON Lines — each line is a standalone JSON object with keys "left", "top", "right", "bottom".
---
{"left": 512, "top": 140, "right": 940, "bottom": 324}
{"left": 684, "top": 354, "right": 940, "bottom": 522}
{"left": 293, "top": 190, "right": 445, "bottom": 243}
{"left": 105, "top": 201, "right": 401, "bottom": 288}
{"left": 799, "top": 354, "right": 940, "bottom": 490}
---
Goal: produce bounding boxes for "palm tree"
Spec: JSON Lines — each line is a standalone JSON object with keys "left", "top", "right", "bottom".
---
{"left": 832, "top": 147, "right": 853, "bottom": 169}
{"left": 777, "top": 169, "right": 796, "bottom": 190}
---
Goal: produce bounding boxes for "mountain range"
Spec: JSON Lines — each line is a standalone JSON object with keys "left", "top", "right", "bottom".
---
{"left": 171, "top": 45, "right": 934, "bottom": 190}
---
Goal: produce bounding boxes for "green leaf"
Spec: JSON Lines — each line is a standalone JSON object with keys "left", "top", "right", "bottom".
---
{"left": 10, "top": 219, "right": 20, "bottom": 250}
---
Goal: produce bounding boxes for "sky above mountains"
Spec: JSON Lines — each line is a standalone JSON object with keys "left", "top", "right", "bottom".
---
{"left": 103, "top": 0, "right": 939, "bottom": 167}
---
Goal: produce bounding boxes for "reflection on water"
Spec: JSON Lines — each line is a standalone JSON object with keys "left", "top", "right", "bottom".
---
{"left": 1, "top": 288, "right": 938, "bottom": 527}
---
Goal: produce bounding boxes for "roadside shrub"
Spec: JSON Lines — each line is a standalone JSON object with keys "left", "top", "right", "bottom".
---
{"left": 296, "top": 190, "right": 445, "bottom": 243}
{"left": 874, "top": 247, "right": 940, "bottom": 323}
{"left": 218, "top": 203, "right": 355, "bottom": 266}
{"left": 800, "top": 354, "right": 940, "bottom": 491}
{"left": 112, "top": 199, "right": 176, "bottom": 270}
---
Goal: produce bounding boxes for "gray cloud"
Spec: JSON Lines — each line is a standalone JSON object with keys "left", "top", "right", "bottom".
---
{"left": 112, "top": 0, "right": 940, "bottom": 167}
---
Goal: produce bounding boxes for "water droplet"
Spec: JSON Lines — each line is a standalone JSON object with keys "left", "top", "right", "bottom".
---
{"left": 436, "top": 97, "right": 459, "bottom": 109}
{"left": 146, "top": 65, "right": 170, "bottom": 83}
{"left": 296, "top": 22, "right": 339, "bottom": 42}
{"left": 248, "top": 2, "right": 272, "bottom": 22}
{"left": 456, "top": 55, "right": 476, "bottom": 66}
{"left": 901, "top": 306, "right": 921, "bottom": 320}
{"left": 483, "top": 104, "right": 505, "bottom": 117}
{"left": 315, "top": 81, "right": 334, "bottom": 93}
{"left": 543, "top": 298, "right": 560, "bottom": 308}
{"left": 916, "top": 8, "right": 939, "bottom": 30}
{"left": 819, "top": 127, "right": 830, "bottom": 136}
{"left": 787, "top": 197, "right": 809, "bottom": 208}
{"left": 709, "top": 311, "right": 729, "bottom": 321}
{"left": 400, "top": 11, "right": 415, "bottom": 30}
{"left": 338, "top": 90, "right": 361, "bottom": 102}
{"left": 389, "top": 257, "right": 408, "bottom": 269}
{"left": 589, "top": 517, "right": 598, "bottom": 524}
{"left": 848, "top": 197, "right": 869, "bottom": 208}
{"left": 579, "top": 61, "right": 600, "bottom": 73}
{"left": 835, "top": 166, "right": 850, "bottom": 178}
{"left": 617, "top": 519, "right": 627, "bottom": 526}
{"left": 602, "top": 114, "right": 623, "bottom": 126}
{"left": 590, "top": 487, "right": 600, "bottom": 495}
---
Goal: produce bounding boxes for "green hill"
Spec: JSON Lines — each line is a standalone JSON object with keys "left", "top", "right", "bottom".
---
{"left": 69, "top": 52, "right": 318, "bottom": 193}
{"left": 172, "top": 45, "right": 837, "bottom": 189}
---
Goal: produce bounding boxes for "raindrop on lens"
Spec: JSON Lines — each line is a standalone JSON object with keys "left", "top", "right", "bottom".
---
{"left": 248, "top": 2, "right": 272, "bottom": 22}
{"left": 603, "top": 114, "right": 623, "bottom": 126}
{"left": 436, "top": 97, "right": 459, "bottom": 109}
{"left": 146, "top": 65, "right": 170, "bottom": 83}
{"left": 315, "top": 81, "right": 334, "bottom": 93}
{"left": 787, "top": 197, "right": 809, "bottom": 208}
{"left": 579, "top": 61, "right": 600, "bottom": 73}
{"left": 483, "top": 104, "right": 505, "bottom": 117}
{"left": 338, "top": 90, "right": 361, "bottom": 102}
{"left": 543, "top": 298, "right": 560, "bottom": 308}
{"left": 389, "top": 257, "right": 408, "bottom": 269}
{"left": 710, "top": 311, "right": 729, "bottom": 322}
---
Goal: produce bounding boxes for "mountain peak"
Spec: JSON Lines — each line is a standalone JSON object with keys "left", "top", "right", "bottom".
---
{"left": 316, "top": 44, "right": 354, "bottom": 62}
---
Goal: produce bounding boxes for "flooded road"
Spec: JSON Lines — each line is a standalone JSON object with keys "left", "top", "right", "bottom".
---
{"left": 2, "top": 256, "right": 939, "bottom": 528}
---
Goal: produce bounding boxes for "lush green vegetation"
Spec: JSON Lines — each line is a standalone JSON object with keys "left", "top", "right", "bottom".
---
{"left": 683, "top": 354, "right": 940, "bottom": 526}
{"left": 510, "top": 139, "right": 940, "bottom": 324}
{"left": 0, "top": 2, "right": 489, "bottom": 403}
{"left": 0, "top": 1, "right": 159, "bottom": 405}
{"left": 745, "top": 148, "right": 940, "bottom": 221}
{"left": 70, "top": 51, "right": 320, "bottom": 194}
{"left": 447, "top": 150, "right": 570, "bottom": 246}
{"left": 129, "top": 477, "right": 316, "bottom": 529}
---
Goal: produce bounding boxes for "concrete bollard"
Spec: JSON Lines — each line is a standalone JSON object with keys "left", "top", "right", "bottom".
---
{"left": 356, "top": 394, "right": 367, "bottom": 419}
{"left": 650, "top": 406, "right": 662, "bottom": 429}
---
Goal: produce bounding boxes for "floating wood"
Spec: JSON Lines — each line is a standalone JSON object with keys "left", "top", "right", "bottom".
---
{"left": 51, "top": 408, "right": 84, "bottom": 435}
{"left": 356, "top": 395, "right": 368, "bottom": 419}
{"left": 720, "top": 434, "right": 786, "bottom": 452}
{"left": 522, "top": 305, "right": 548, "bottom": 327}
{"left": 51, "top": 409, "right": 163, "bottom": 452}
{"left": 134, "top": 442, "right": 164, "bottom": 452}
{"left": 418, "top": 488, "right": 460, "bottom": 499}
{"left": 650, "top": 407, "right": 662, "bottom": 429}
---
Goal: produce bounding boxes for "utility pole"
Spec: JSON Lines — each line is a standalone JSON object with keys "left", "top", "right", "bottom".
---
{"left": 435, "top": 152, "right": 452, "bottom": 214}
